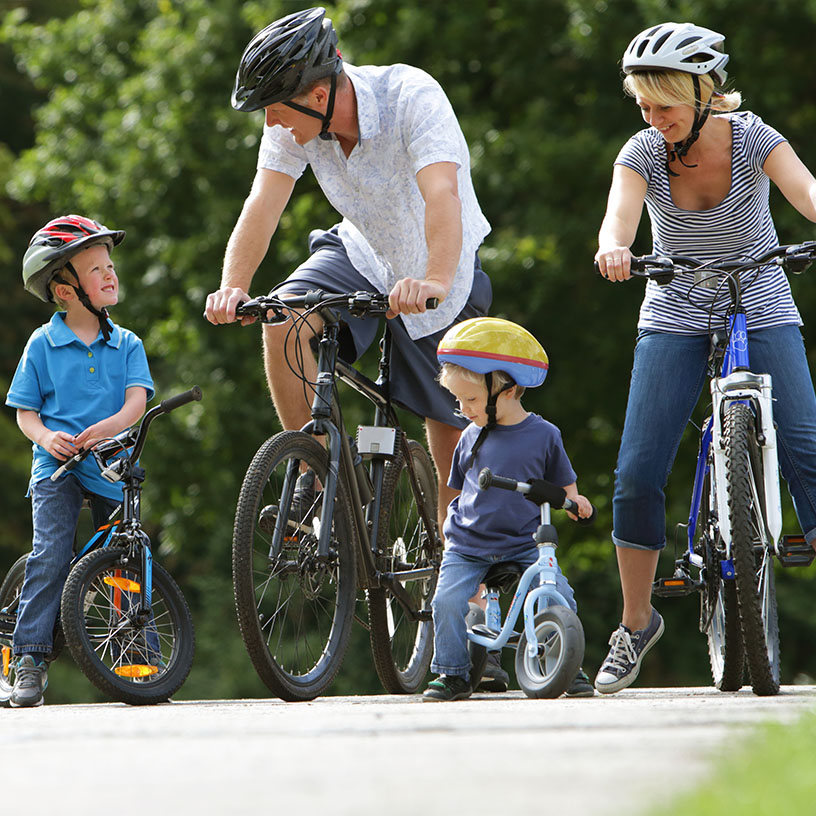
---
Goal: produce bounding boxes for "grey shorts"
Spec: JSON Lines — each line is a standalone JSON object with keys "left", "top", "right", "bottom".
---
{"left": 271, "top": 227, "right": 492, "bottom": 427}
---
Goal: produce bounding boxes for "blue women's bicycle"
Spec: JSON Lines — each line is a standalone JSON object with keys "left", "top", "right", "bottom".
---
{"left": 628, "top": 243, "right": 816, "bottom": 696}
{"left": 467, "top": 469, "right": 595, "bottom": 698}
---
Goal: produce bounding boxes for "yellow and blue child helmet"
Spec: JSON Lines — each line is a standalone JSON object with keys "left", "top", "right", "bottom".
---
{"left": 437, "top": 317, "right": 549, "bottom": 388}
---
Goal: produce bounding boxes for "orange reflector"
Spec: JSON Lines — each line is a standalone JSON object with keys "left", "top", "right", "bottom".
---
{"left": 2, "top": 646, "right": 10, "bottom": 678}
{"left": 115, "top": 664, "right": 159, "bottom": 678}
{"left": 103, "top": 576, "right": 141, "bottom": 593}
{"left": 664, "top": 579, "right": 686, "bottom": 586}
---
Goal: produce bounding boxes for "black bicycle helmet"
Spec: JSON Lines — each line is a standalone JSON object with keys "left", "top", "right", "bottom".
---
{"left": 231, "top": 7, "right": 342, "bottom": 139}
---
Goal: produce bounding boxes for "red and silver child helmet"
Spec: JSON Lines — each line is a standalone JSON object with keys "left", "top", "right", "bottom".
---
{"left": 23, "top": 214, "right": 125, "bottom": 303}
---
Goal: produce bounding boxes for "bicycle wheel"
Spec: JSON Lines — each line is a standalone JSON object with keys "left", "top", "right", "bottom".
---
{"left": 698, "top": 466, "right": 744, "bottom": 691}
{"left": 368, "top": 440, "right": 441, "bottom": 693}
{"left": 514, "top": 606, "right": 584, "bottom": 699}
{"left": 232, "top": 431, "right": 357, "bottom": 701}
{"left": 61, "top": 547, "right": 195, "bottom": 705}
{"left": 723, "top": 402, "right": 780, "bottom": 696}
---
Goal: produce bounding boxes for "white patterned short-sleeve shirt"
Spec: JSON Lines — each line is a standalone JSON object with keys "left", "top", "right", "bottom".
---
{"left": 257, "top": 63, "right": 491, "bottom": 340}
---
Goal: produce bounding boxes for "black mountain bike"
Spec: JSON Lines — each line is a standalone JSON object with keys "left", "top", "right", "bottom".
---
{"left": 0, "top": 387, "right": 200, "bottom": 705}
{"left": 232, "top": 290, "right": 442, "bottom": 701}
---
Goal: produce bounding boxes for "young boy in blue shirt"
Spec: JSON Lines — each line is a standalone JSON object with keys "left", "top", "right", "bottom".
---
{"left": 4, "top": 215, "right": 154, "bottom": 707}
{"left": 423, "top": 317, "right": 592, "bottom": 701}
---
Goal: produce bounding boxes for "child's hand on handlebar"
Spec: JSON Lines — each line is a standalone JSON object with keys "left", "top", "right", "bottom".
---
{"left": 565, "top": 492, "right": 594, "bottom": 522}
{"left": 40, "top": 429, "right": 79, "bottom": 462}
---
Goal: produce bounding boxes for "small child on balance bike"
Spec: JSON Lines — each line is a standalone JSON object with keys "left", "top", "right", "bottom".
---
{"left": 423, "top": 317, "right": 593, "bottom": 701}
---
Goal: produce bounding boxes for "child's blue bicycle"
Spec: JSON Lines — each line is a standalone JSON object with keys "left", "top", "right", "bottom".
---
{"left": 467, "top": 469, "right": 595, "bottom": 698}
{"left": 0, "top": 387, "right": 201, "bottom": 705}
{"left": 624, "top": 243, "right": 816, "bottom": 696}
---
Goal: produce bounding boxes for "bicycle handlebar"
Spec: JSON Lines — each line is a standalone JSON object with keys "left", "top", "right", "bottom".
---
{"left": 236, "top": 290, "right": 438, "bottom": 323}
{"left": 594, "top": 242, "right": 816, "bottom": 285}
{"left": 478, "top": 468, "right": 597, "bottom": 525}
{"left": 50, "top": 386, "right": 203, "bottom": 482}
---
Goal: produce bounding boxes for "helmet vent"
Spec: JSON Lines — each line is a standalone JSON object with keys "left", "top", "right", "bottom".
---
{"left": 651, "top": 31, "right": 673, "bottom": 53}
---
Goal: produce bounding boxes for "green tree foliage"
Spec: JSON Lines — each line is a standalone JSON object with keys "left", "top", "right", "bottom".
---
{"left": 2, "top": 0, "right": 816, "bottom": 701}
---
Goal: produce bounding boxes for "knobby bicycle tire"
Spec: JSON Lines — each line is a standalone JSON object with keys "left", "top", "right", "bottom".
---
{"left": 698, "top": 465, "right": 744, "bottom": 691}
{"left": 368, "top": 439, "right": 441, "bottom": 694}
{"left": 723, "top": 402, "right": 780, "bottom": 696}
{"left": 232, "top": 431, "right": 357, "bottom": 701}
{"left": 61, "top": 547, "right": 195, "bottom": 705}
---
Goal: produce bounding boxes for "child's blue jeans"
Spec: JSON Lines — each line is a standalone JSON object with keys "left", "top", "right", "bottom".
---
{"left": 430, "top": 548, "right": 577, "bottom": 681}
{"left": 13, "top": 474, "right": 119, "bottom": 656}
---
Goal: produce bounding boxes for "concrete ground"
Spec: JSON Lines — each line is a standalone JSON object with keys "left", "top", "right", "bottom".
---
{"left": 4, "top": 686, "right": 814, "bottom": 815}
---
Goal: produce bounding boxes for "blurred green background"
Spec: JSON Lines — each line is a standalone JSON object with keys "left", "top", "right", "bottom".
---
{"left": 2, "top": 0, "right": 816, "bottom": 703}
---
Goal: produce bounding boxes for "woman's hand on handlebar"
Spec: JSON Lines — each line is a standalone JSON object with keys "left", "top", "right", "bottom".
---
{"left": 595, "top": 246, "right": 633, "bottom": 282}
{"left": 387, "top": 277, "right": 447, "bottom": 318}
{"left": 205, "top": 286, "right": 256, "bottom": 326}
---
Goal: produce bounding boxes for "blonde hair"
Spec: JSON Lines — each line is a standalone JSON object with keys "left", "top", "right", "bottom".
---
{"left": 623, "top": 70, "right": 741, "bottom": 112}
{"left": 438, "top": 362, "right": 524, "bottom": 399}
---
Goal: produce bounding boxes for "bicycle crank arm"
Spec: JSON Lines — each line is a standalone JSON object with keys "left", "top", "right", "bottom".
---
{"left": 378, "top": 573, "right": 432, "bottom": 622}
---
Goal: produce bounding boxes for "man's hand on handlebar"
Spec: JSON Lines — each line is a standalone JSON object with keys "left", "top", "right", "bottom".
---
{"left": 205, "top": 286, "right": 256, "bottom": 326}
{"left": 387, "top": 277, "right": 447, "bottom": 318}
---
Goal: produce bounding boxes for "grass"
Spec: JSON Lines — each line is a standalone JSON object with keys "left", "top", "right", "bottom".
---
{"left": 649, "top": 709, "right": 816, "bottom": 816}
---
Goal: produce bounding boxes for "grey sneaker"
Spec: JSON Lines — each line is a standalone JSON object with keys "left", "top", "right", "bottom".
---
{"left": 10, "top": 655, "right": 48, "bottom": 708}
{"left": 595, "top": 608, "right": 664, "bottom": 695}
{"left": 565, "top": 667, "right": 595, "bottom": 698}
{"left": 422, "top": 674, "right": 472, "bottom": 702}
{"left": 477, "top": 651, "right": 510, "bottom": 692}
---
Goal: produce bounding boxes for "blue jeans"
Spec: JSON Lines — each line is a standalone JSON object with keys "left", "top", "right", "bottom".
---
{"left": 14, "top": 475, "right": 119, "bottom": 656}
{"left": 430, "top": 549, "right": 577, "bottom": 680}
{"left": 613, "top": 326, "right": 816, "bottom": 551}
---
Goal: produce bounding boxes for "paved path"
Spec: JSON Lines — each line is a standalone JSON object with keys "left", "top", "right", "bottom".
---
{"left": 5, "top": 686, "right": 815, "bottom": 815}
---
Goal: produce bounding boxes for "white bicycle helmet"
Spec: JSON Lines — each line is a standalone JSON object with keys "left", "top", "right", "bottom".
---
{"left": 623, "top": 22, "right": 729, "bottom": 86}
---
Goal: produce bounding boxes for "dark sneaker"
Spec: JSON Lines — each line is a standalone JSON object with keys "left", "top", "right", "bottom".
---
{"left": 259, "top": 469, "right": 320, "bottom": 535}
{"left": 477, "top": 651, "right": 510, "bottom": 692}
{"left": 595, "top": 608, "right": 665, "bottom": 695}
{"left": 422, "top": 674, "right": 472, "bottom": 702}
{"left": 9, "top": 655, "right": 48, "bottom": 708}
{"left": 564, "top": 667, "right": 595, "bottom": 698}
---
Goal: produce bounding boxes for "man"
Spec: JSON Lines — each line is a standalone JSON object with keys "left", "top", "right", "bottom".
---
{"left": 205, "top": 6, "right": 491, "bottom": 520}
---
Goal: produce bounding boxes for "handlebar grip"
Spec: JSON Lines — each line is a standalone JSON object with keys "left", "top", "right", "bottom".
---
{"left": 159, "top": 386, "right": 202, "bottom": 414}
{"left": 477, "top": 468, "right": 518, "bottom": 492}
{"left": 50, "top": 453, "right": 85, "bottom": 481}
{"left": 425, "top": 298, "right": 439, "bottom": 310}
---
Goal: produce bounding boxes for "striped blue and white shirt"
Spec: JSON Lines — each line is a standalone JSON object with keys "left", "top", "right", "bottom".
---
{"left": 616, "top": 111, "right": 802, "bottom": 334}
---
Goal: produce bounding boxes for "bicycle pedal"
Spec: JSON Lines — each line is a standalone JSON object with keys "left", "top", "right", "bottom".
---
{"left": 0, "top": 612, "right": 15, "bottom": 639}
{"left": 776, "top": 535, "right": 816, "bottom": 568}
{"left": 653, "top": 573, "right": 701, "bottom": 597}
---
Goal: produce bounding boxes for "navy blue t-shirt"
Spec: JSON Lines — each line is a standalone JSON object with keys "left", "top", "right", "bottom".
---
{"left": 443, "top": 413, "right": 577, "bottom": 558}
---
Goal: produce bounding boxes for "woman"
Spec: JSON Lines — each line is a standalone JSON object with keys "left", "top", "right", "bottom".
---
{"left": 594, "top": 22, "right": 816, "bottom": 694}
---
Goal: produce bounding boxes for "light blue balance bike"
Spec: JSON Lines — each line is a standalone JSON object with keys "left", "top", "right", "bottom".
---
{"left": 467, "top": 469, "right": 595, "bottom": 698}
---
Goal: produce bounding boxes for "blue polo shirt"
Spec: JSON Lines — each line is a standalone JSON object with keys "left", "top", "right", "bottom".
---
{"left": 5, "top": 312, "right": 154, "bottom": 501}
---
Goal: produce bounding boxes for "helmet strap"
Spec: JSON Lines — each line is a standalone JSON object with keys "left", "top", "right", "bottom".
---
{"left": 665, "top": 74, "right": 712, "bottom": 177}
{"left": 465, "top": 373, "right": 515, "bottom": 469}
{"left": 283, "top": 71, "right": 338, "bottom": 141}
{"left": 61, "top": 261, "right": 112, "bottom": 342}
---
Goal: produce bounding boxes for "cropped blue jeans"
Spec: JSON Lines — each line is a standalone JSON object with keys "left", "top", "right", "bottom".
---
{"left": 612, "top": 325, "right": 816, "bottom": 551}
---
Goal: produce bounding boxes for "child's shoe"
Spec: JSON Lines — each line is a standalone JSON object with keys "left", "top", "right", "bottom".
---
{"left": 564, "top": 667, "right": 595, "bottom": 697}
{"left": 422, "top": 674, "right": 472, "bottom": 702}
{"left": 9, "top": 655, "right": 48, "bottom": 708}
{"left": 477, "top": 651, "right": 510, "bottom": 692}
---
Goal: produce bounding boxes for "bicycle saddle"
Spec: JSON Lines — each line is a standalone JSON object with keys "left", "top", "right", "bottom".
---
{"left": 483, "top": 562, "right": 524, "bottom": 593}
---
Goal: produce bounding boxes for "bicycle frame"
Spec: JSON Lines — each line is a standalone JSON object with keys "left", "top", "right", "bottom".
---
{"left": 264, "top": 304, "right": 437, "bottom": 617}
{"left": 467, "top": 502, "right": 571, "bottom": 660}
{"left": 685, "top": 304, "right": 782, "bottom": 568}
